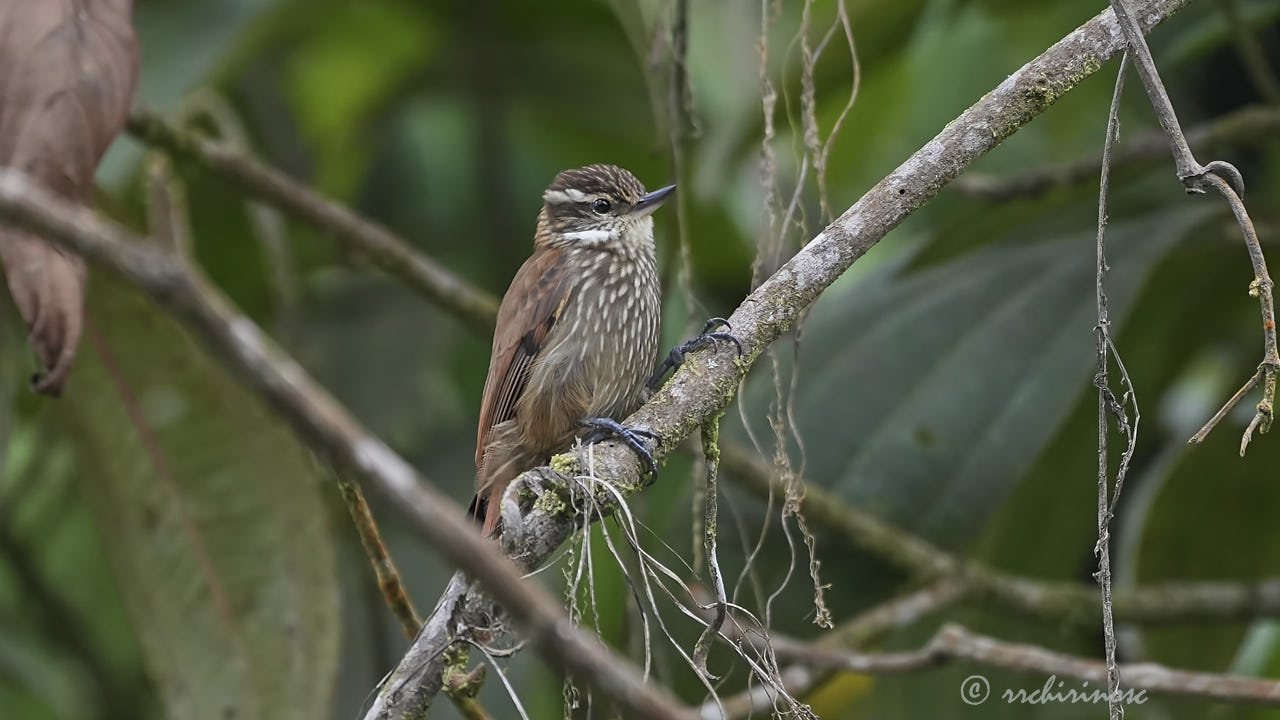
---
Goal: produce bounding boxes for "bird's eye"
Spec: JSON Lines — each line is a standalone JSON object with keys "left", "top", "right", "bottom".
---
{"left": 591, "top": 198, "right": 612, "bottom": 215}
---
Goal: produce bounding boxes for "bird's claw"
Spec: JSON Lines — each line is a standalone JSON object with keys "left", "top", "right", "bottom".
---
{"left": 577, "top": 417, "right": 659, "bottom": 484}
{"left": 647, "top": 318, "right": 744, "bottom": 391}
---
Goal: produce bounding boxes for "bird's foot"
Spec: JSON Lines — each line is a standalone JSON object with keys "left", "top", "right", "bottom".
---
{"left": 577, "top": 417, "right": 659, "bottom": 484}
{"left": 647, "top": 317, "right": 744, "bottom": 391}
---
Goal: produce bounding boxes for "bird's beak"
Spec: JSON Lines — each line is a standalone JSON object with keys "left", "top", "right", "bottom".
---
{"left": 630, "top": 184, "right": 676, "bottom": 217}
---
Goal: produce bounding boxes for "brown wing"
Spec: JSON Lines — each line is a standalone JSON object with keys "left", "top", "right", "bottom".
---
{"left": 475, "top": 246, "right": 572, "bottom": 470}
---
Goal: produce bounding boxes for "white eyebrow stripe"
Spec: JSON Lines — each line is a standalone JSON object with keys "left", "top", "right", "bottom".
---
{"left": 561, "top": 229, "right": 613, "bottom": 244}
{"left": 543, "top": 188, "right": 591, "bottom": 204}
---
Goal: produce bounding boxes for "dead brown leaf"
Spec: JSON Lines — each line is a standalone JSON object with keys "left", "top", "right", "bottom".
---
{"left": 0, "top": 0, "right": 138, "bottom": 395}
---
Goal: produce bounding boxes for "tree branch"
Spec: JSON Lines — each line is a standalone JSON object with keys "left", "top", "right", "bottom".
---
{"left": 950, "top": 104, "right": 1280, "bottom": 201}
{"left": 0, "top": 169, "right": 698, "bottom": 720}
{"left": 126, "top": 109, "right": 500, "bottom": 334}
{"left": 1186, "top": 172, "right": 1279, "bottom": 453}
{"left": 359, "top": 0, "right": 1201, "bottom": 714}
{"left": 334, "top": 471, "right": 422, "bottom": 636}
{"left": 722, "top": 442, "right": 1280, "bottom": 625}
{"left": 767, "top": 623, "right": 1280, "bottom": 707}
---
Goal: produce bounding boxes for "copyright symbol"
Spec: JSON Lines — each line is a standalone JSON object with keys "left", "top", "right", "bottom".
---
{"left": 961, "top": 674, "right": 990, "bottom": 705}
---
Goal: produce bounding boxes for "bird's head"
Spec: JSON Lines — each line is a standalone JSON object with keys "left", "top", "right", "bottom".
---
{"left": 537, "top": 164, "right": 675, "bottom": 251}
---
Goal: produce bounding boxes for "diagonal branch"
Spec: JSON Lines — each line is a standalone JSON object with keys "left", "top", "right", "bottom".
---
{"left": 126, "top": 109, "right": 500, "bottom": 333}
{"left": 0, "top": 169, "right": 698, "bottom": 720}
{"left": 361, "top": 0, "right": 1201, "bottom": 715}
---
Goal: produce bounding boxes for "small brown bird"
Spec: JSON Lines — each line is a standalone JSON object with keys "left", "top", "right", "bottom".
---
{"left": 472, "top": 164, "right": 735, "bottom": 534}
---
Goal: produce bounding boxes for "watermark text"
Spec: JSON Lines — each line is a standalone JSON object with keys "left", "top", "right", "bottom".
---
{"left": 960, "top": 674, "right": 1148, "bottom": 706}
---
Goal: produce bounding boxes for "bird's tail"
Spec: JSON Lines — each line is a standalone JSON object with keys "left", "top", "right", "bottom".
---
{"left": 472, "top": 433, "right": 538, "bottom": 536}
{"left": 464, "top": 485, "right": 505, "bottom": 535}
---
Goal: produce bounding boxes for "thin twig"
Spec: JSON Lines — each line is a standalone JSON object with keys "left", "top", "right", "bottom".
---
{"left": 798, "top": 0, "right": 822, "bottom": 208}
{"left": 752, "top": 0, "right": 781, "bottom": 289}
{"left": 666, "top": 0, "right": 701, "bottom": 335}
{"left": 335, "top": 473, "right": 422, "bottom": 636}
{"left": 814, "top": 0, "right": 860, "bottom": 222}
{"left": 783, "top": 0, "right": 835, "bottom": 632}
{"left": 691, "top": 450, "right": 707, "bottom": 576}
{"left": 731, "top": 391, "right": 774, "bottom": 612}
{"left": 463, "top": 640, "right": 532, "bottom": 720}
{"left": 143, "top": 154, "right": 194, "bottom": 257}
{"left": 1093, "top": 51, "right": 1132, "bottom": 720}
{"left": 693, "top": 419, "right": 728, "bottom": 679}
{"left": 1107, "top": 0, "right": 1277, "bottom": 453}
{"left": 1188, "top": 367, "right": 1262, "bottom": 444}
{"left": 1192, "top": 172, "right": 1274, "bottom": 453}
{"left": 126, "top": 109, "right": 500, "bottom": 334}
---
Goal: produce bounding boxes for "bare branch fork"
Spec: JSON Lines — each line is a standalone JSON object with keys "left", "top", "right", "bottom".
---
{"left": 1105, "top": 0, "right": 1279, "bottom": 454}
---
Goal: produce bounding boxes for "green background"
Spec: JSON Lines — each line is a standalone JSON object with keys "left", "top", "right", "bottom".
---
{"left": 3, "top": 0, "right": 1279, "bottom": 718}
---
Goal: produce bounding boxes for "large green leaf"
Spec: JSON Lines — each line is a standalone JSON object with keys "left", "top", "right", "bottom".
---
{"left": 60, "top": 273, "right": 339, "bottom": 720}
{"left": 847, "top": 218, "right": 1242, "bottom": 720}
{"left": 748, "top": 209, "right": 1208, "bottom": 549}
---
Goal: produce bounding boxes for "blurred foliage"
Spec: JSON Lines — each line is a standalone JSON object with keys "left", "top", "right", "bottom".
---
{"left": 59, "top": 275, "right": 339, "bottom": 720}
{"left": 3, "top": 0, "right": 1280, "bottom": 719}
